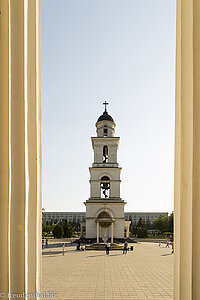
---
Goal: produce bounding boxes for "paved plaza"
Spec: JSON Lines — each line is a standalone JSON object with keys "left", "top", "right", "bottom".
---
{"left": 42, "top": 242, "right": 173, "bottom": 300}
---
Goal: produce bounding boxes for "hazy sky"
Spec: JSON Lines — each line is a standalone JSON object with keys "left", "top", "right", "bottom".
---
{"left": 41, "top": 0, "right": 176, "bottom": 213}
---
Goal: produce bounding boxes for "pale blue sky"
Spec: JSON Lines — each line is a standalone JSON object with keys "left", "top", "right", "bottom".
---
{"left": 41, "top": 0, "right": 176, "bottom": 213}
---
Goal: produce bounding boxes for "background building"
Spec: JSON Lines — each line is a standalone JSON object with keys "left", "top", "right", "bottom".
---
{"left": 43, "top": 211, "right": 168, "bottom": 226}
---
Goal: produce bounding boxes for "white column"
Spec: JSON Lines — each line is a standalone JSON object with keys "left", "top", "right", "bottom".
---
{"left": 126, "top": 225, "right": 129, "bottom": 239}
{"left": 174, "top": 0, "right": 200, "bottom": 299}
{"left": 0, "top": 1, "right": 9, "bottom": 296}
{"left": 97, "top": 222, "right": 99, "bottom": 243}
{"left": 103, "top": 227, "right": 106, "bottom": 243}
{"left": 111, "top": 223, "right": 113, "bottom": 243}
{"left": 0, "top": 1, "right": 42, "bottom": 298}
{"left": 125, "top": 222, "right": 130, "bottom": 239}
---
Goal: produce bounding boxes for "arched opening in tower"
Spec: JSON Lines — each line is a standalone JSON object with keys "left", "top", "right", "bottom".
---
{"left": 103, "top": 125, "right": 108, "bottom": 137}
{"left": 100, "top": 176, "right": 110, "bottom": 198}
{"left": 103, "top": 145, "right": 108, "bottom": 163}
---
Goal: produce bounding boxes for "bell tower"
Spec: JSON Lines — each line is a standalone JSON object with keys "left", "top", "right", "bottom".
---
{"left": 84, "top": 103, "right": 126, "bottom": 242}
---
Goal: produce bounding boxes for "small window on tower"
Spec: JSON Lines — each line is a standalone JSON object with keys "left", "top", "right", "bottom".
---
{"left": 103, "top": 126, "right": 108, "bottom": 137}
{"left": 103, "top": 145, "right": 108, "bottom": 163}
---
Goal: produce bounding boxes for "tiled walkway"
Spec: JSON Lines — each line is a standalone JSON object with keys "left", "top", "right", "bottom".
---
{"left": 42, "top": 242, "right": 173, "bottom": 300}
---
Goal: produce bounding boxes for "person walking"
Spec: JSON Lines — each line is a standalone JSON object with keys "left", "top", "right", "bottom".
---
{"left": 107, "top": 242, "right": 110, "bottom": 255}
{"left": 105, "top": 242, "right": 110, "bottom": 255}
{"left": 42, "top": 239, "right": 45, "bottom": 250}
{"left": 105, "top": 243, "right": 108, "bottom": 254}
{"left": 123, "top": 241, "right": 128, "bottom": 254}
{"left": 171, "top": 239, "right": 174, "bottom": 254}
{"left": 77, "top": 240, "right": 80, "bottom": 250}
{"left": 166, "top": 239, "right": 170, "bottom": 248}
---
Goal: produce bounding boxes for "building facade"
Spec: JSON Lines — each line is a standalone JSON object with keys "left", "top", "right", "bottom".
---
{"left": 43, "top": 211, "right": 168, "bottom": 225}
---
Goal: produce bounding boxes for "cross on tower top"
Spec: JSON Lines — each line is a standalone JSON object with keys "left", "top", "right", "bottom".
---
{"left": 103, "top": 101, "right": 109, "bottom": 111}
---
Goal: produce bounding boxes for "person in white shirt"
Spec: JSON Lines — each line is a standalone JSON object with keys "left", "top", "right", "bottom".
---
{"left": 105, "top": 242, "right": 110, "bottom": 255}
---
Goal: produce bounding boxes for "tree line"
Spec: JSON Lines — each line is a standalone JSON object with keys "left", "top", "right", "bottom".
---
{"left": 130, "top": 212, "right": 174, "bottom": 238}
{"left": 42, "top": 218, "right": 76, "bottom": 238}
{"left": 42, "top": 212, "right": 174, "bottom": 239}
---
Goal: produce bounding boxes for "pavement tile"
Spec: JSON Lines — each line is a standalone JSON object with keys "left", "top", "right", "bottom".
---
{"left": 42, "top": 242, "right": 173, "bottom": 299}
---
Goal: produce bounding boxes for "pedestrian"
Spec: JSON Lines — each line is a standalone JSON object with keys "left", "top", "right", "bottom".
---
{"left": 105, "top": 242, "right": 110, "bottom": 255}
{"left": 105, "top": 243, "right": 108, "bottom": 254}
{"left": 107, "top": 242, "right": 110, "bottom": 255}
{"left": 123, "top": 241, "right": 128, "bottom": 254}
{"left": 166, "top": 240, "right": 170, "bottom": 248}
{"left": 158, "top": 241, "right": 161, "bottom": 246}
{"left": 45, "top": 239, "right": 48, "bottom": 248}
{"left": 77, "top": 240, "right": 80, "bottom": 250}
{"left": 171, "top": 240, "right": 174, "bottom": 254}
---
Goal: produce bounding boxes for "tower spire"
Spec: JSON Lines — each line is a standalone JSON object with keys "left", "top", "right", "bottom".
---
{"left": 103, "top": 101, "right": 109, "bottom": 111}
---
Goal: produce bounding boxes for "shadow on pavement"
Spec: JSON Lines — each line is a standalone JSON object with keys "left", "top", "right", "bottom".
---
{"left": 86, "top": 254, "right": 105, "bottom": 258}
{"left": 43, "top": 255, "right": 58, "bottom": 258}
{"left": 42, "top": 249, "right": 77, "bottom": 256}
{"left": 42, "top": 243, "right": 75, "bottom": 249}
{"left": 43, "top": 251, "right": 63, "bottom": 255}
{"left": 86, "top": 253, "right": 123, "bottom": 258}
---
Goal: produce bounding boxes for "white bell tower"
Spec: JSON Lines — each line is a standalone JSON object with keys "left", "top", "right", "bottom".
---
{"left": 84, "top": 102, "right": 126, "bottom": 242}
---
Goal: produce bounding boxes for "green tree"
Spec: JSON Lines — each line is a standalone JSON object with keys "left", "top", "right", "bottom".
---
{"left": 136, "top": 217, "right": 148, "bottom": 238}
{"left": 131, "top": 221, "right": 137, "bottom": 236}
{"left": 42, "top": 217, "right": 46, "bottom": 233}
{"left": 52, "top": 225, "right": 64, "bottom": 238}
{"left": 153, "top": 215, "right": 168, "bottom": 232}
{"left": 51, "top": 224, "right": 55, "bottom": 233}
{"left": 46, "top": 224, "right": 52, "bottom": 234}
{"left": 62, "top": 219, "right": 74, "bottom": 238}
{"left": 76, "top": 218, "right": 80, "bottom": 231}
{"left": 146, "top": 217, "right": 151, "bottom": 230}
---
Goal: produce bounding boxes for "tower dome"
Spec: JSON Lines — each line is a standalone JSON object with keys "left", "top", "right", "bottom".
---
{"left": 97, "top": 110, "right": 114, "bottom": 123}
{"left": 96, "top": 102, "right": 116, "bottom": 137}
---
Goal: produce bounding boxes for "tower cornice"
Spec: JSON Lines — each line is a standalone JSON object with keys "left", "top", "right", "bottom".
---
{"left": 89, "top": 167, "right": 122, "bottom": 171}
{"left": 91, "top": 137, "right": 120, "bottom": 148}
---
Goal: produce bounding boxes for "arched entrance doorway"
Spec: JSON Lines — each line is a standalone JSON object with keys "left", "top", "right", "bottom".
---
{"left": 96, "top": 210, "right": 115, "bottom": 243}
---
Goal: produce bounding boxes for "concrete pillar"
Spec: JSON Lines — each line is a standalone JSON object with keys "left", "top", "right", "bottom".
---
{"left": 0, "top": 1, "right": 9, "bottom": 296}
{"left": 111, "top": 223, "right": 113, "bottom": 243}
{"left": 126, "top": 224, "right": 129, "bottom": 239}
{"left": 0, "top": 1, "right": 41, "bottom": 299}
{"left": 97, "top": 222, "right": 99, "bottom": 243}
{"left": 126, "top": 222, "right": 131, "bottom": 238}
{"left": 174, "top": 0, "right": 200, "bottom": 299}
{"left": 103, "top": 227, "right": 107, "bottom": 243}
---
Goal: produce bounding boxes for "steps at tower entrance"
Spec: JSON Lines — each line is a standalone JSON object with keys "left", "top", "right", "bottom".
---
{"left": 85, "top": 243, "right": 124, "bottom": 250}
